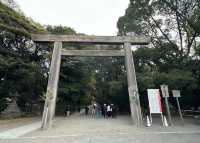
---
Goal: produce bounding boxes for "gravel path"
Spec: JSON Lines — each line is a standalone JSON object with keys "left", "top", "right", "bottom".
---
{"left": 0, "top": 114, "right": 200, "bottom": 143}
{"left": 0, "top": 117, "right": 41, "bottom": 139}
{"left": 0, "top": 117, "right": 40, "bottom": 132}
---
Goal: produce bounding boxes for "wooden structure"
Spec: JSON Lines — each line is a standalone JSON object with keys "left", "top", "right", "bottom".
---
{"left": 31, "top": 34, "right": 150, "bottom": 129}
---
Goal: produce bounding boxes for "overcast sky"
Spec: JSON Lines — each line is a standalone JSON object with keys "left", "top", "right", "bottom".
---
{"left": 16, "top": 0, "right": 129, "bottom": 36}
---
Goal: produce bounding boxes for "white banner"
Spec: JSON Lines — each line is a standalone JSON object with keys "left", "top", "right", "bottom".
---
{"left": 147, "top": 89, "right": 162, "bottom": 113}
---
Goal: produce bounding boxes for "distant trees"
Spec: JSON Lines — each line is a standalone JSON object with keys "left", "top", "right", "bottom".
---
{"left": 46, "top": 25, "right": 76, "bottom": 35}
{"left": 93, "top": 57, "right": 130, "bottom": 113}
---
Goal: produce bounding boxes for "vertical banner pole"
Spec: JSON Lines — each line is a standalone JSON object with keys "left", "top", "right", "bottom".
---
{"left": 176, "top": 97, "right": 184, "bottom": 125}
{"left": 161, "top": 85, "right": 173, "bottom": 126}
{"left": 164, "top": 97, "right": 173, "bottom": 126}
{"left": 161, "top": 113, "right": 164, "bottom": 126}
{"left": 150, "top": 113, "right": 152, "bottom": 124}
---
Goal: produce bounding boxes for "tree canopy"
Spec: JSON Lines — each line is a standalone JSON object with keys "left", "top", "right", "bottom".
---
{"left": 118, "top": 0, "right": 200, "bottom": 109}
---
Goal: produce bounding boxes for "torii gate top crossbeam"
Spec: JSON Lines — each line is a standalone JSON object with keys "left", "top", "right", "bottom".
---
{"left": 31, "top": 34, "right": 150, "bottom": 45}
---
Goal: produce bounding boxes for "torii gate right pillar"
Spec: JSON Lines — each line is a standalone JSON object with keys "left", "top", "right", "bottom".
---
{"left": 124, "top": 42, "right": 142, "bottom": 126}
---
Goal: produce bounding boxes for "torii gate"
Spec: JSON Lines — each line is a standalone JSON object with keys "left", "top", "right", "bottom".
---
{"left": 31, "top": 34, "right": 150, "bottom": 130}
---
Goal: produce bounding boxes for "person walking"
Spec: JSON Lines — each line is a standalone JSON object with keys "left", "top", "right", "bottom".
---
{"left": 111, "top": 104, "right": 114, "bottom": 118}
{"left": 102, "top": 104, "right": 107, "bottom": 118}
{"left": 107, "top": 104, "right": 112, "bottom": 118}
{"left": 96, "top": 105, "right": 101, "bottom": 118}
{"left": 92, "top": 103, "right": 96, "bottom": 118}
{"left": 65, "top": 105, "right": 70, "bottom": 117}
{"left": 85, "top": 106, "right": 89, "bottom": 115}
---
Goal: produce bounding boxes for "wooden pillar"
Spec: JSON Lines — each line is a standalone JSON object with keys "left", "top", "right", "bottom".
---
{"left": 124, "top": 42, "right": 142, "bottom": 126}
{"left": 41, "top": 41, "right": 62, "bottom": 130}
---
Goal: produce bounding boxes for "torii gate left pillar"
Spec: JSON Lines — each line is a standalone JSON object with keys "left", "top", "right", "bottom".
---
{"left": 41, "top": 41, "right": 62, "bottom": 129}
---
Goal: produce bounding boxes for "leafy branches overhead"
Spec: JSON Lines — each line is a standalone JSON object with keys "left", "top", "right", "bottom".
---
{"left": 118, "top": 0, "right": 200, "bottom": 56}
{"left": 117, "top": 0, "right": 200, "bottom": 109}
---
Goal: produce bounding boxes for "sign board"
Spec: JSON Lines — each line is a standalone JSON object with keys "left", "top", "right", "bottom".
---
{"left": 160, "top": 85, "right": 169, "bottom": 97}
{"left": 172, "top": 90, "right": 181, "bottom": 98}
{"left": 147, "top": 89, "right": 163, "bottom": 113}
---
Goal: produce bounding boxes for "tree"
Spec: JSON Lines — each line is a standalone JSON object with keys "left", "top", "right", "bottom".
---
{"left": 46, "top": 25, "right": 76, "bottom": 35}
{"left": 0, "top": 2, "right": 47, "bottom": 113}
{"left": 118, "top": 0, "right": 200, "bottom": 56}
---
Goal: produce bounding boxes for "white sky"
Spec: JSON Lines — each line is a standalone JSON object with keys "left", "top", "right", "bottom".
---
{"left": 16, "top": 0, "right": 129, "bottom": 36}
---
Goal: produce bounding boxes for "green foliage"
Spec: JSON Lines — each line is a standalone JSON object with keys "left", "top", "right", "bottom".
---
{"left": 134, "top": 46, "right": 199, "bottom": 108}
{"left": 0, "top": 55, "right": 47, "bottom": 112}
{"left": 0, "top": 2, "right": 47, "bottom": 114}
{"left": 46, "top": 25, "right": 76, "bottom": 35}
{"left": 117, "top": 0, "right": 151, "bottom": 35}
{"left": 118, "top": 0, "right": 200, "bottom": 109}
{"left": 190, "top": 7, "right": 200, "bottom": 34}
{"left": 92, "top": 57, "right": 129, "bottom": 112}
{"left": 118, "top": 0, "right": 200, "bottom": 56}
{"left": 0, "top": 2, "right": 45, "bottom": 35}
{"left": 0, "top": 1, "right": 130, "bottom": 115}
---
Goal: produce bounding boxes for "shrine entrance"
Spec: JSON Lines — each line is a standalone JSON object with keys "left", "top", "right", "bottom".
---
{"left": 31, "top": 34, "right": 150, "bottom": 130}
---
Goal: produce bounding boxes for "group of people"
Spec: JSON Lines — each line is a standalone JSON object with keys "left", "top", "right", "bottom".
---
{"left": 85, "top": 103, "right": 118, "bottom": 118}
